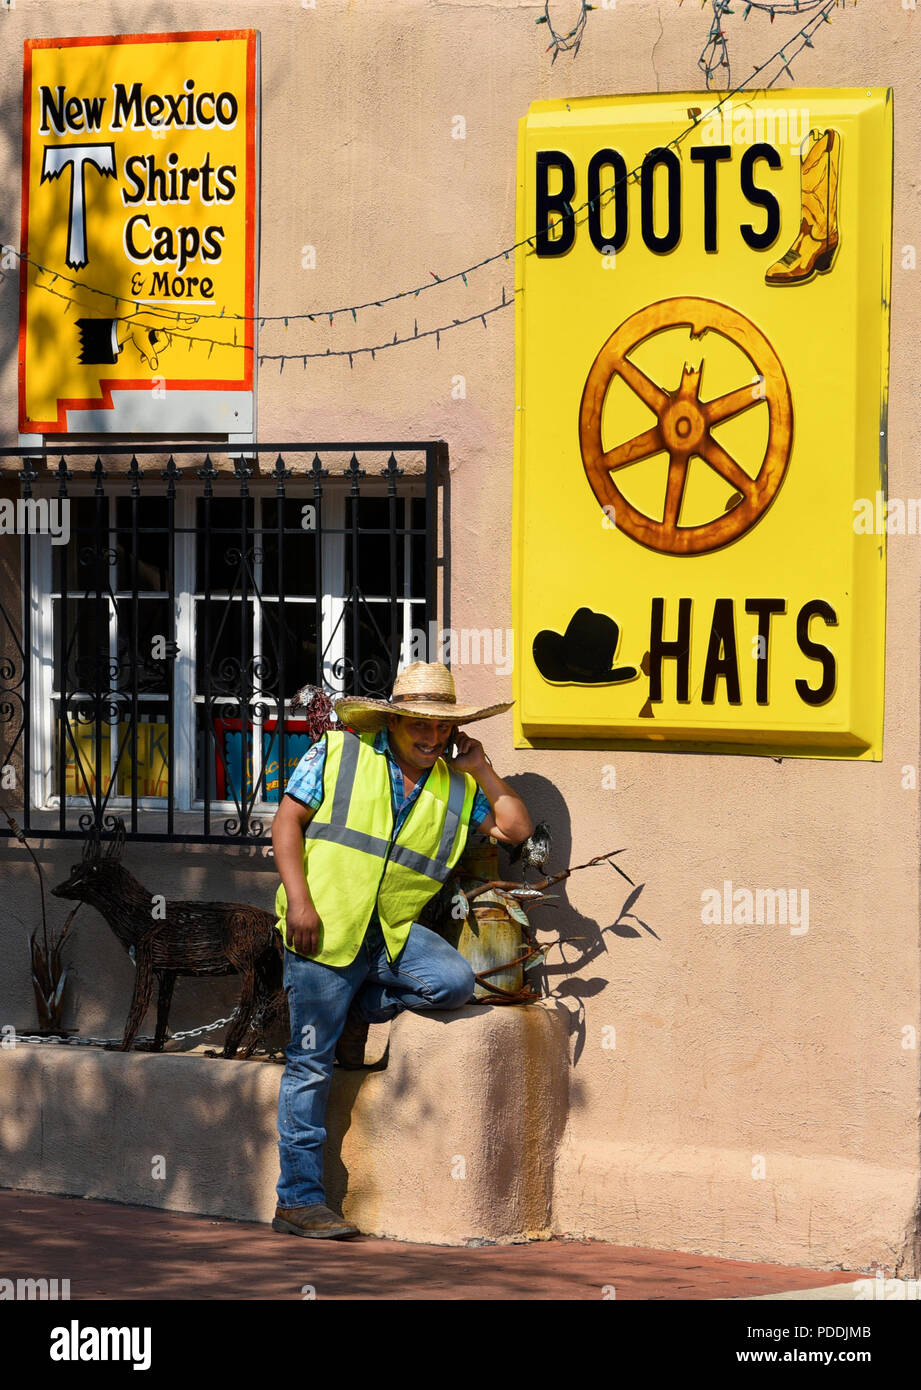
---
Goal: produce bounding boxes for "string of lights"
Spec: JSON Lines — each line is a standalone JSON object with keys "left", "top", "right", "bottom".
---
{"left": 7, "top": 241, "right": 510, "bottom": 330}
{"left": 255, "top": 291, "right": 514, "bottom": 371}
{"left": 694, "top": 0, "right": 855, "bottom": 91}
{"left": 4, "top": 0, "right": 845, "bottom": 331}
{"left": 0, "top": 264, "right": 515, "bottom": 367}
{"left": 537, "top": 0, "right": 596, "bottom": 63}
{"left": 2, "top": 0, "right": 848, "bottom": 371}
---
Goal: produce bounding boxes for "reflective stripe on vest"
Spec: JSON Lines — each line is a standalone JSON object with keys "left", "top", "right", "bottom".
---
{"left": 275, "top": 729, "right": 476, "bottom": 966}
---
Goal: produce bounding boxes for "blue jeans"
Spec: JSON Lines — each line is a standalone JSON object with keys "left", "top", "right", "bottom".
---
{"left": 276, "top": 919, "right": 475, "bottom": 1209}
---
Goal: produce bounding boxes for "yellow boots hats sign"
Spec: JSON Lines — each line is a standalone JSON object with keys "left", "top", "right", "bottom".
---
{"left": 513, "top": 92, "right": 892, "bottom": 759}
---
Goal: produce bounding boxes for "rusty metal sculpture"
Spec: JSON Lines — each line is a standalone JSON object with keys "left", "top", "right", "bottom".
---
{"left": 426, "top": 837, "right": 547, "bottom": 1005}
{"left": 237, "top": 974, "right": 290, "bottom": 1061}
{"left": 433, "top": 841, "right": 639, "bottom": 1005}
{"left": 51, "top": 820, "right": 283, "bottom": 1057}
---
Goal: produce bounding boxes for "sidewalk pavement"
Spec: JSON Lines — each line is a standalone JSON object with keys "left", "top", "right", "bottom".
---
{"left": 0, "top": 1189, "right": 865, "bottom": 1300}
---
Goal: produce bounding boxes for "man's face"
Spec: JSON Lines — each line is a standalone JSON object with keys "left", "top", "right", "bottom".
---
{"left": 386, "top": 714, "right": 455, "bottom": 772}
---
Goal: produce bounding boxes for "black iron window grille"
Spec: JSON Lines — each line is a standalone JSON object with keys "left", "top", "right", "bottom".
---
{"left": 0, "top": 442, "right": 447, "bottom": 843}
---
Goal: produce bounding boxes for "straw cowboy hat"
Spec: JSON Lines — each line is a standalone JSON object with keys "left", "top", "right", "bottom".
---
{"left": 333, "top": 661, "right": 513, "bottom": 733}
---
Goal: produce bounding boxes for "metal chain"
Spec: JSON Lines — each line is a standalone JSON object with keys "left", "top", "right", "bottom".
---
{"left": 170, "top": 1014, "right": 239, "bottom": 1041}
{"left": 10, "top": 1013, "right": 240, "bottom": 1048}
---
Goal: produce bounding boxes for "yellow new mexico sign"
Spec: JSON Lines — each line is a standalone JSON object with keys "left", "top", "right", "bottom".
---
{"left": 19, "top": 30, "right": 258, "bottom": 435}
{"left": 513, "top": 91, "right": 892, "bottom": 759}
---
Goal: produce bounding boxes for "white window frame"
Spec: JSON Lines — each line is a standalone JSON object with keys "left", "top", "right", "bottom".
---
{"left": 28, "top": 477, "right": 428, "bottom": 819}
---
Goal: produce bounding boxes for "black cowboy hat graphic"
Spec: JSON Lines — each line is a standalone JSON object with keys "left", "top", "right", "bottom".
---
{"left": 533, "top": 607, "right": 639, "bottom": 685}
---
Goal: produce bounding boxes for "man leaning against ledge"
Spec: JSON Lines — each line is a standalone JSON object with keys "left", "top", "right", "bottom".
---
{"left": 270, "top": 660, "right": 533, "bottom": 1239}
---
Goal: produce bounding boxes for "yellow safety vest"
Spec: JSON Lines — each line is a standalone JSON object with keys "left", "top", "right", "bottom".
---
{"left": 275, "top": 729, "right": 478, "bottom": 966}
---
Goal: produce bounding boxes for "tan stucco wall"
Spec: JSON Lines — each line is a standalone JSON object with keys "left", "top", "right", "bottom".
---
{"left": 0, "top": 0, "right": 919, "bottom": 1272}
{"left": 0, "top": 1002, "right": 571, "bottom": 1245}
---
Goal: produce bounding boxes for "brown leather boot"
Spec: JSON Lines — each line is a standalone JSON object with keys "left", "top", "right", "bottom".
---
{"left": 765, "top": 128, "right": 840, "bottom": 286}
{"left": 272, "top": 1204, "right": 361, "bottom": 1239}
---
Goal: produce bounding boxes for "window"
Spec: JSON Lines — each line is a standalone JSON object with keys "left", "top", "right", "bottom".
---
{"left": 9, "top": 445, "right": 443, "bottom": 841}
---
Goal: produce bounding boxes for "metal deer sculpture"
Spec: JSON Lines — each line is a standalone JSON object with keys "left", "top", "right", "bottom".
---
{"left": 51, "top": 821, "right": 284, "bottom": 1057}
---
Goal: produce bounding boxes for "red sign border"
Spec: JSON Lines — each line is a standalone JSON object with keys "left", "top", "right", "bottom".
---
{"left": 18, "top": 29, "right": 258, "bottom": 434}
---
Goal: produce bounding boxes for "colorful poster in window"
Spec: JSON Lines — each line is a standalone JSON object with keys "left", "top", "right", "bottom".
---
{"left": 513, "top": 91, "right": 892, "bottom": 758}
{"left": 61, "top": 719, "right": 169, "bottom": 799}
{"left": 19, "top": 29, "right": 259, "bottom": 435}
{"left": 214, "top": 719, "right": 313, "bottom": 804}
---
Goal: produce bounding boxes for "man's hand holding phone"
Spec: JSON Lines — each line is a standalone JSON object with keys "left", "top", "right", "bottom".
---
{"left": 448, "top": 729, "right": 489, "bottom": 777}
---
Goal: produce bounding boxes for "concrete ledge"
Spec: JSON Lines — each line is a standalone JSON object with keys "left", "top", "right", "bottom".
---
{"left": 0, "top": 1001, "right": 571, "bottom": 1245}
{"left": 552, "top": 1137, "right": 921, "bottom": 1277}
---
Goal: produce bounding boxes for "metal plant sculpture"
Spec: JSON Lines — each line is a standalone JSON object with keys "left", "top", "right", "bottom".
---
{"left": 441, "top": 842, "right": 646, "bottom": 1005}
{"left": 2, "top": 805, "right": 81, "bottom": 1035}
{"left": 51, "top": 820, "right": 283, "bottom": 1057}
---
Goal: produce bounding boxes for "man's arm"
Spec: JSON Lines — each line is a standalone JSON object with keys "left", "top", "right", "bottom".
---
{"left": 449, "top": 731, "right": 533, "bottom": 847}
{"left": 272, "top": 793, "right": 323, "bottom": 956}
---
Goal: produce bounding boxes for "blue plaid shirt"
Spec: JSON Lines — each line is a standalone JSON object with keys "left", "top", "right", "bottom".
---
{"left": 284, "top": 727, "right": 492, "bottom": 834}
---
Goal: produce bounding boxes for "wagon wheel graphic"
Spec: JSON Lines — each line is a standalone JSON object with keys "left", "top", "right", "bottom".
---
{"left": 579, "top": 296, "right": 793, "bottom": 556}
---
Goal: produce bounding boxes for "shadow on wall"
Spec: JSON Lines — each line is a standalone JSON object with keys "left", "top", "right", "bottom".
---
{"left": 501, "top": 772, "right": 660, "bottom": 1065}
{"left": 0, "top": 770, "right": 652, "bottom": 1219}
{"left": 0, "top": 1043, "right": 287, "bottom": 1224}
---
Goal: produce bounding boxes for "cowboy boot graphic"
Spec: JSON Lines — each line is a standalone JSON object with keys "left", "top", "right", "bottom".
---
{"left": 765, "top": 127, "right": 841, "bottom": 286}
